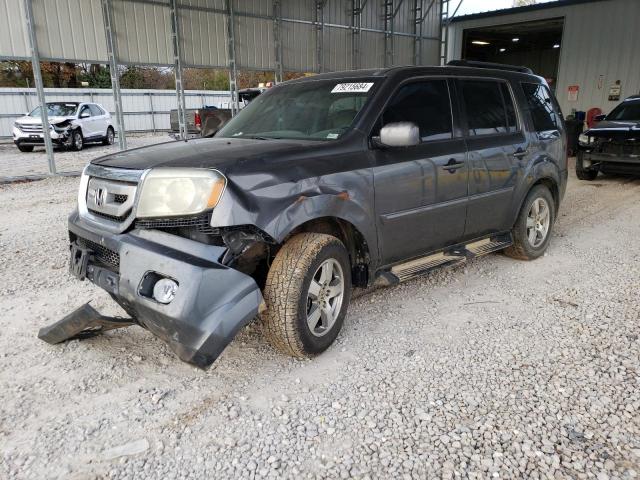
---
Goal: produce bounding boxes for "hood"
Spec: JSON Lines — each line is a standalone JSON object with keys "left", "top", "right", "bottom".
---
{"left": 90, "top": 137, "right": 327, "bottom": 172}
{"left": 15, "top": 115, "right": 75, "bottom": 125}
{"left": 586, "top": 119, "right": 640, "bottom": 134}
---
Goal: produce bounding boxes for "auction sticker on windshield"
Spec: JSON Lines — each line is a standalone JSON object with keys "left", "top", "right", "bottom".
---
{"left": 331, "top": 82, "right": 374, "bottom": 93}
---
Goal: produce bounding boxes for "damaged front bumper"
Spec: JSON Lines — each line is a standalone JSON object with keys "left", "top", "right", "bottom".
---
{"left": 12, "top": 126, "right": 71, "bottom": 147}
{"left": 579, "top": 150, "right": 640, "bottom": 175}
{"left": 43, "top": 211, "right": 264, "bottom": 368}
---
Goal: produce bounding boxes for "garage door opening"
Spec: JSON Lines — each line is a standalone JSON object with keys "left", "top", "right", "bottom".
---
{"left": 462, "top": 18, "right": 564, "bottom": 91}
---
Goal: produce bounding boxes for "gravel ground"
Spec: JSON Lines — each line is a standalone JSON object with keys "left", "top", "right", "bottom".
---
{"left": 0, "top": 161, "right": 639, "bottom": 480}
{"left": 0, "top": 134, "right": 170, "bottom": 180}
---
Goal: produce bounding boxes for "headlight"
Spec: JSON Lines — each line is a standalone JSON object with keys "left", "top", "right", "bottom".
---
{"left": 578, "top": 133, "right": 593, "bottom": 145}
{"left": 52, "top": 124, "right": 70, "bottom": 133}
{"left": 136, "top": 168, "right": 226, "bottom": 218}
{"left": 13, "top": 122, "right": 22, "bottom": 131}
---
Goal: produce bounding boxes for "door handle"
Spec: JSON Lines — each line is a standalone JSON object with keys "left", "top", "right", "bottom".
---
{"left": 512, "top": 148, "right": 528, "bottom": 159}
{"left": 441, "top": 158, "right": 464, "bottom": 173}
{"left": 538, "top": 130, "right": 560, "bottom": 141}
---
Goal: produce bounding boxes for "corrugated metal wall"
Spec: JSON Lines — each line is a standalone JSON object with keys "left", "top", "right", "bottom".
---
{"left": 0, "top": 0, "right": 442, "bottom": 71}
{"left": 0, "top": 87, "right": 232, "bottom": 135}
{"left": 32, "top": 0, "right": 108, "bottom": 62}
{"left": 446, "top": 0, "right": 640, "bottom": 115}
{"left": 113, "top": 1, "right": 173, "bottom": 65}
{"left": 0, "top": 0, "right": 30, "bottom": 59}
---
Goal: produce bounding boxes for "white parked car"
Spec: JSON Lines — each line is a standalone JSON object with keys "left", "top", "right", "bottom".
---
{"left": 12, "top": 102, "right": 115, "bottom": 152}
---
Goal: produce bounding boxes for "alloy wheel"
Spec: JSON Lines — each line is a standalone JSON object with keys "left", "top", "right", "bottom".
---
{"left": 526, "top": 197, "right": 550, "bottom": 248}
{"left": 306, "top": 258, "right": 345, "bottom": 337}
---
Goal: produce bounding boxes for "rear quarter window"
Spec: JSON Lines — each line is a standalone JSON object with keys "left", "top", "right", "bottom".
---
{"left": 521, "top": 82, "right": 561, "bottom": 132}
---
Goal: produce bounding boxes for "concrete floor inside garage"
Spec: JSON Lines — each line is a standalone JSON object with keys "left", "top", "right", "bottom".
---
{"left": 0, "top": 158, "right": 639, "bottom": 479}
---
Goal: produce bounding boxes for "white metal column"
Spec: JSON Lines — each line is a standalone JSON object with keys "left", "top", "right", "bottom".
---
{"left": 23, "top": 0, "right": 55, "bottom": 174}
{"left": 101, "top": 0, "right": 127, "bottom": 150}
{"left": 169, "top": 0, "right": 187, "bottom": 139}
{"left": 273, "top": 0, "right": 284, "bottom": 84}
{"left": 315, "top": 0, "right": 326, "bottom": 73}
{"left": 225, "top": 0, "right": 239, "bottom": 114}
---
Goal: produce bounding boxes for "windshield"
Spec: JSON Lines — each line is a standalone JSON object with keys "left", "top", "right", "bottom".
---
{"left": 30, "top": 103, "right": 78, "bottom": 117}
{"left": 606, "top": 100, "right": 640, "bottom": 121}
{"left": 217, "top": 79, "right": 377, "bottom": 141}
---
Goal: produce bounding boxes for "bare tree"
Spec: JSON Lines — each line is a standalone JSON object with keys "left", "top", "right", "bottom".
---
{"left": 513, "top": 0, "right": 537, "bottom": 6}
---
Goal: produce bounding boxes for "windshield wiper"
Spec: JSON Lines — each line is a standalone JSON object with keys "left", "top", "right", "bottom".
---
{"left": 235, "top": 135, "right": 273, "bottom": 140}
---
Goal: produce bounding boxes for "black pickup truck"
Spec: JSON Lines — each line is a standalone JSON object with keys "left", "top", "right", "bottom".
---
{"left": 41, "top": 62, "right": 567, "bottom": 368}
{"left": 576, "top": 95, "right": 640, "bottom": 180}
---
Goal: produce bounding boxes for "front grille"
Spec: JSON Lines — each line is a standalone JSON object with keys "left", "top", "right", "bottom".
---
{"left": 598, "top": 141, "right": 640, "bottom": 156}
{"left": 88, "top": 208, "right": 129, "bottom": 222}
{"left": 76, "top": 237, "right": 120, "bottom": 271}
{"left": 135, "top": 212, "right": 215, "bottom": 233}
{"left": 86, "top": 177, "right": 137, "bottom": 225}
{"left": 19, "top": 124, "right": 44, "bottom": 133}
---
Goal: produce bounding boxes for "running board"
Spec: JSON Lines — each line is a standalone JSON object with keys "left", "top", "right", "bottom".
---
{"left": 385, "top": 233, "right": 512, "bottom": 283}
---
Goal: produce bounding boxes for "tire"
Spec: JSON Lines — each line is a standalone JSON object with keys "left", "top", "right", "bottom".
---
{"left": 504, "top": 185, "right": 556, "bottom": 261}
{"left": 102, "top": 127, "right": 115, "bottom": 146}
{"left": 72, "top": 130, "right": 83, "bottom": 151}
{"left": 17, "top": 145, "right": 34, "bottom": 152}
{"left": 576, "top": 152, "right": 598, "bottom": 181}
{"left": 261, "top": 233, "right": 352, "bottom": 358}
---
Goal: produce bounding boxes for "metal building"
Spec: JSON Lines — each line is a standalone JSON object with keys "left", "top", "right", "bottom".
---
{"left": 445, "top": 0, "right": 640, "bottom": 116}
{"left": 0, "top": 0, "right": 449, "bottom": 176}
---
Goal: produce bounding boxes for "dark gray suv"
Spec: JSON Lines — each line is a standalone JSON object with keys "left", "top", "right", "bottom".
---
{"left": 42, "top": 61, "right": 567, "bottom": 368}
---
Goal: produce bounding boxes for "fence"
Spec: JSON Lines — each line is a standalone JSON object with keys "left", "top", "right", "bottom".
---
{"left": 0, "top": 87, "right": 233, "bottom": 138}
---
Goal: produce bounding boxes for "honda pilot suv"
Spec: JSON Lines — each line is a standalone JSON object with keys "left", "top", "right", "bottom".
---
{"left": 43, "top": 62, "right": 567, "bottom": 368}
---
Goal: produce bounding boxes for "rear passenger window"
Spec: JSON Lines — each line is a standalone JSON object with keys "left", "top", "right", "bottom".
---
{"left": 521, "top": 83, "right": 560, "bottom": 132}
{"left": 379, "top": 80, "right": 453, "bottom": 141}
{"left": 461, "top": 80, "right": 516, "bottom": 135}
{"left": 89, "top": 104, "right": 103, "bottom": 116}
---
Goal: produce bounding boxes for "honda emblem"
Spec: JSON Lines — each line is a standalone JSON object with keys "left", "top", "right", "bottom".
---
{"left": 94, "top": 187, "right": 107, "bottom": 207}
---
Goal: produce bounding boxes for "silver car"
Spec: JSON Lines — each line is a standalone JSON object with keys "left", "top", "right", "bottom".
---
{"left": 12, "top": 102, "right": 114, "bottom": 152}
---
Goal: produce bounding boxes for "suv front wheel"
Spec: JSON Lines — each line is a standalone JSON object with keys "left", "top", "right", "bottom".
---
{"left": 504, "top": 184, "right": 555, "bottom": 260}
{"left": 261, "top": 233, "right": 352, "bottom": 358}
{"left": 576, "top": 152, "right": 598, "bottom": 181}
{"left": 71, "top": 129, "right": 83, "bottom": 151}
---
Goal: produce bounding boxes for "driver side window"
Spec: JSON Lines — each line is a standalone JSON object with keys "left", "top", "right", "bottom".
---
{"left": 377, "top": 79, "right": 453, "bottom": 142}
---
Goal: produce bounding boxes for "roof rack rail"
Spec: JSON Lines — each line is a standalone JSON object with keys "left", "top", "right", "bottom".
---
{"left": 447, "top": 60, "right": 533, "bottom": 75}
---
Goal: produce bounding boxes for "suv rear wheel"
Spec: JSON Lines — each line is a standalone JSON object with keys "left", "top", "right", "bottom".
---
{"left": 576, "top": 152, "right": 598, "bottom": 181}
{"left": 261, "top": 233, "right": 352, "bottom": 358}
{"left": 504, "top": 184, "right": 555, "bottom": 260}
{"left": 102, "top": 127, "right": 115, "bottom": 146}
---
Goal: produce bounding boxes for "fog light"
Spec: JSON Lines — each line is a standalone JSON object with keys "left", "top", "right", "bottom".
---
{"left": 153, "top": 278, "right": 178, "bottom": 304}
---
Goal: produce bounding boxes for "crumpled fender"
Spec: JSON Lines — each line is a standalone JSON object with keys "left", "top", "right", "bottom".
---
{"left": 210, "top": 167, "right": 379, "bottom": 262}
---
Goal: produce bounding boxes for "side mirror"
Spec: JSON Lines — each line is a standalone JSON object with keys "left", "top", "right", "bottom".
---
{"left": 594, "top": 113, "right": 606, "bottom": 121}
{"left": 80, "top": 112, "right": 90, "bottom": 119}
{"left": 378, "top": 122, "right": 420, "bottom": 147}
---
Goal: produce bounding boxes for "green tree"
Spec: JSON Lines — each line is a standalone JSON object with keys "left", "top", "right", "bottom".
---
{"left": 119, "top": 66, "right": 145, "bottom": 88}
{"left": 80, "top": 64, "right": 112, "bottom": 88}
